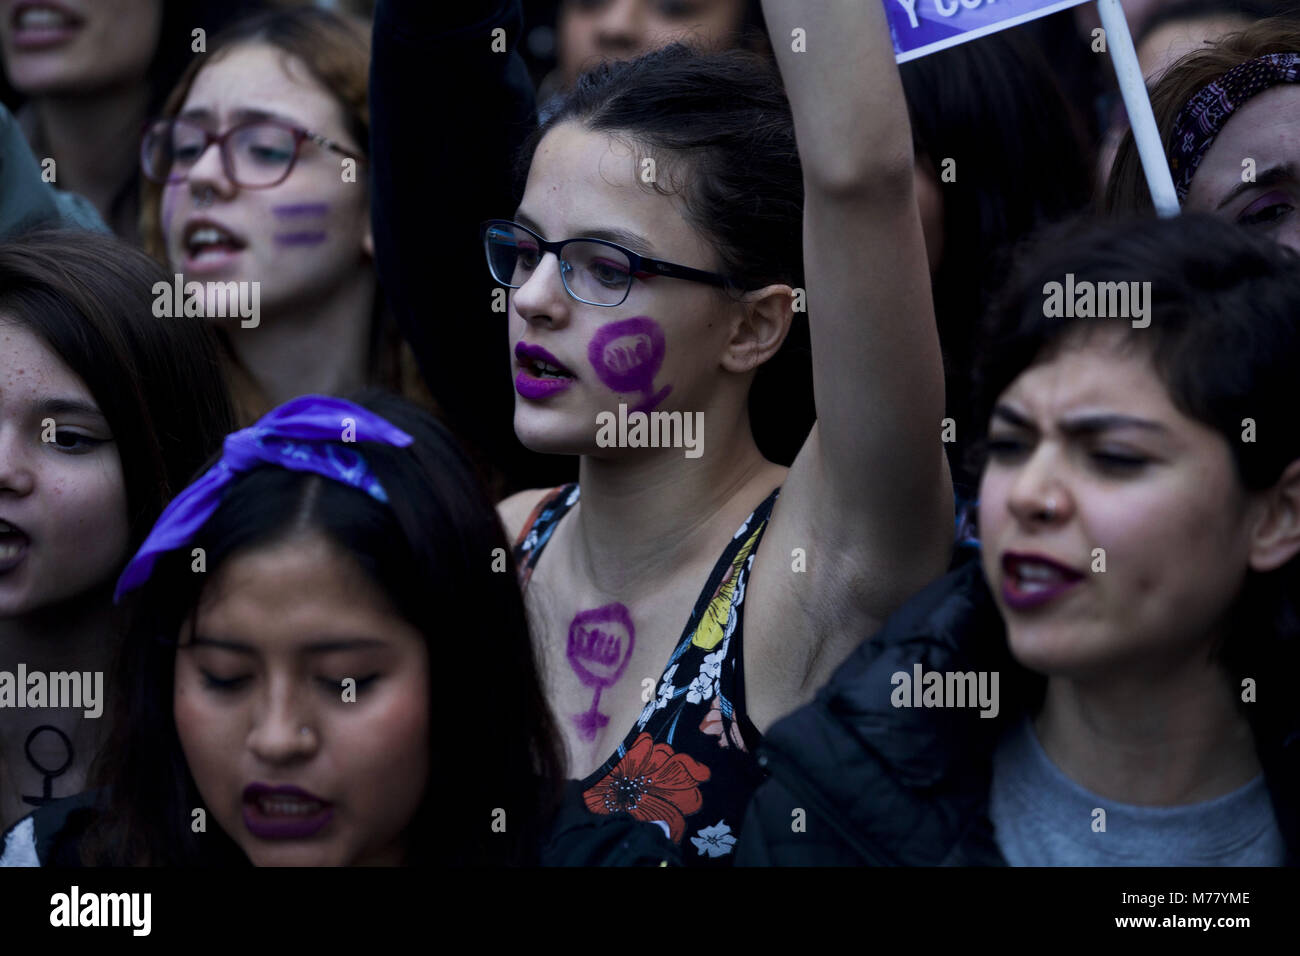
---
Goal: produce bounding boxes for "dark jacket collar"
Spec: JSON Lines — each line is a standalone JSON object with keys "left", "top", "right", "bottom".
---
{"left": 760, "top": 560, "right": 1300, "bottom": 865}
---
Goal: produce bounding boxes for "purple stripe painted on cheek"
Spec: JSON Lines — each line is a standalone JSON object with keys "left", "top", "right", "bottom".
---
{"left": 274, "top": 231, "right": 328, "bottom": 247}
{"left": 161, "top": 187, "right": 180, "bottom": 243}
{"left": 272, "top": 202, "right": 330, "bottom": 218}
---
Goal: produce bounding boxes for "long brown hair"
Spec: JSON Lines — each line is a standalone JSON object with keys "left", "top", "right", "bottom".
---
{"left": 139, "top": 6, "right": 432, "bottom": 425}
{"left": 1105, "top": 16, "right": 1300, "bottom": 214}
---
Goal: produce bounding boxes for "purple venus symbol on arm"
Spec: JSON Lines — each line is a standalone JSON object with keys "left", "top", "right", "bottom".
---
{"left": 566, "top": 604, "right": 635, "bottom": 741}
{"left": 587, "top": 317, "right": 671, "bottom": 413}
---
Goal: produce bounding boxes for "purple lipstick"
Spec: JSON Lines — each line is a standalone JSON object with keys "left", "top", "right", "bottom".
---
{"left": 1000, "top": 551, "right": 1085, "bottom": 611}
{"left": 515, "top": 342, "right": 577, "bottom": 400}
{"left": 242, "top": 783, "right": 334, "bottom": 840}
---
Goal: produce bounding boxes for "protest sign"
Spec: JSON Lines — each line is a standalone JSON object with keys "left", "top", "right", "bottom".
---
{"left": 883, "top": 0, "right": 1180, "bottom": 216}
{"left": 884, "top": 0, "right": 1092, "bottom": 63}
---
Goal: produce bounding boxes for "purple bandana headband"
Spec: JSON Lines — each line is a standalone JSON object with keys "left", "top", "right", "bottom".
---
{"left": 114, "top": 395, "right": 413, "bottom": 601}
{"left": 1170, "top": 52, "right": 1300, "bottom": 203}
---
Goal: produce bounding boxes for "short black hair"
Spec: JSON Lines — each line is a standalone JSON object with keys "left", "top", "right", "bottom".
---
{"left": 972, "top": 214, "right": 1300, "bottom": 717}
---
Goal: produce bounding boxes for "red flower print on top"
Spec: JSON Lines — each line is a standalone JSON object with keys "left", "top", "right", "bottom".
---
{"left": 583, "top": 732, "right": 711, "bottom": 842}
{"left": 699, "top": 695, "right": 748, "bottom": 751}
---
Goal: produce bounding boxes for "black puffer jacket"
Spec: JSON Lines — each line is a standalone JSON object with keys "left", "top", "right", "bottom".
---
{"left": 735, "top": 561, "right": 1300, "bottom": 866}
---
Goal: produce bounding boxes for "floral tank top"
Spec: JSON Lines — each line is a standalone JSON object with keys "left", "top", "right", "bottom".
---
{"left": 514, "top": 484, "right": 781, "bottom": 866}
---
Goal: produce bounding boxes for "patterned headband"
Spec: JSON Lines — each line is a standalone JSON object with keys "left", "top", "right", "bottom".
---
{"left": 1170, "top": 52, "right": 1300, "bottom": 203}
{"left": 114, "top": 395, "right": 414, "bottom": 601}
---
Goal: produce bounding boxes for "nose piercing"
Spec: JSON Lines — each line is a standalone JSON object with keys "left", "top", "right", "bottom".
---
{"left": 300, "top": 726, "right": 311, "bottom": 737}
{"left": 194, "top": 187, "right": 214, "bottom": 209}
{"left": 1042, "top": 498, "right": 1058, "bottom": 521}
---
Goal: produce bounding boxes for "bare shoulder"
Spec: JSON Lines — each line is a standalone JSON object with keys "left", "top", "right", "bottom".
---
{"left": 497, "top": 487, "right": 557, "bottom": 543}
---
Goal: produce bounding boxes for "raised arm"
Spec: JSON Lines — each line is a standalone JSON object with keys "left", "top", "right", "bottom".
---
{"left": 757, "top": 0, "right": 953, "bottom": 681}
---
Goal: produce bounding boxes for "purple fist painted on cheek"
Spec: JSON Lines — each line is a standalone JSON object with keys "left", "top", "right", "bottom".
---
{"left": 567, "top": 604, "right": 635, "bottom": 741}
{"left": 587, "top": 316, "right": 672, "bottom": 413}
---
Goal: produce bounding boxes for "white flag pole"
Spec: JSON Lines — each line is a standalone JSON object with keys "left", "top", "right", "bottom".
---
{"left": 1098, "top": 0, "right": 1180, "bottom": 216}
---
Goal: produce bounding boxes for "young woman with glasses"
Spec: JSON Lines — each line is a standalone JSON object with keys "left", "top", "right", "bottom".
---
{"left": 488, "top": 0, "right": 952, "bottom": 865}
{"left": 138, "top": 6, "right": 428, "bottom": 426}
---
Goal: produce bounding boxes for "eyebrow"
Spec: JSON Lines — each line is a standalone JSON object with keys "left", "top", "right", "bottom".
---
{"left": 513, "top": 209, "right": 657, "bottom": 256}
{"left": 189, "top": 636, "right": 389, "bottom": 654}
{"left": 1215, "top": 162, "right": 1298, "bottom": 211}
{"left": 38, "top": 397, "right": 106, "bottom": 421}
{"left": 991, "top": 405, "right": 1169, "bottom": 436}
{"left": 177, "top": 106, "right": 301, "bottom": 128}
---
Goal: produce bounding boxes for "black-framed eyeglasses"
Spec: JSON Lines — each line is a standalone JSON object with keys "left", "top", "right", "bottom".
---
{"left": 141, "top": 117, "right": 365, "bottom": 189}
{"left": 481, "top": 219, "right": 737, "bottom": 307}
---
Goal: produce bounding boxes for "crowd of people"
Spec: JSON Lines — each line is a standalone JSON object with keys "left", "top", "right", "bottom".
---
{"left": 0, "top": 0, "right": 1297, "bottom": 868}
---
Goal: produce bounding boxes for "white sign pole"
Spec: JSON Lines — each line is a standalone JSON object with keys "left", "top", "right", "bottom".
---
{"left": 1098, "top": 0, "right": 1180, "bottom": 216}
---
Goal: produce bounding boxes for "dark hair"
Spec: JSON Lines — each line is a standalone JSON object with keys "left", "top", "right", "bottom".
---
{"left": 85, "top": 391, "right": 563, "bottom": 866}
{"left": 899, "top": 28, "right": 1093, "bottom": 487}
{"left": 518, "top": 43, "right": 813, "bottom": 464}
{"left": 971, "top": 214, "right": 1300, "bottom": 723}
{"left": 1105, "top": 16, "right": 1300, "bottom": 214}
{"left": 0, "top": 229, "right": 235, "bottom": 551}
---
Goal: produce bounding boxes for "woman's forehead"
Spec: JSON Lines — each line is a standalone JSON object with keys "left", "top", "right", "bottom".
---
{"left": 523, "top": 123, "right": 703, "bottom": 254}
{"left": 183, "top": 43, "right": 346, "bottom": 133}
{"left": 1191, "top": 85, "right": 1300, "bottom": 207}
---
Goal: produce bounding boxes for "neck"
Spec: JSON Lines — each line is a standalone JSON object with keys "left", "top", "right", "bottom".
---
{"left": 0, "top": 586, "right": 118, "bottom": 832}
{"left": 1033, "top": 648, "right": 1261, "bottom": 806}
{"left": 226, "top": 273, "right": 377, "bottom": 408}
{"left": 0, "top": 584, "right": 119, "bottom": 673}
{"left": 31, "top": 84, "right": 151, "bottom": 226}
{"left": 571, "top": 394, "right": 781, "bottom": 598}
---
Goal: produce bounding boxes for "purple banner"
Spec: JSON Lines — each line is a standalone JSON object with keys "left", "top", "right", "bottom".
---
{"left": 884, "top": 0, "right": 1092, "bottom": 62}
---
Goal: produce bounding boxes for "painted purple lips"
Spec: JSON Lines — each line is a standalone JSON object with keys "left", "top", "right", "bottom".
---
{"left": 242, "top": 783, "right": 334, "bottom": 840}
{"left": 515, "top": 341, "right": 577, "bottom": 400}
{"left": 1000, "top": 551, "right": 1085, "bottom": 611}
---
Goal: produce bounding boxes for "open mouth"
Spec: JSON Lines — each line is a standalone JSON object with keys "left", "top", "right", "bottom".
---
{"left": 515, "top": 342, "right": 576, "bottom": 380}
{"left": 255, "top": 796, "right": 325, "bottom": 816}
{"left": 242, "top": 784, "right": 334, "bottom": 839}
{"left": 0, "top": 519, "right": 30, "bottom": 571}
{"left": 1000, "top": 552, "right": 1084, "bottom": 608}
{"left": 10, "top": 3, "right": 83, "bottom": 46}
{"left": 184, "top": 221, "right": 247, "bottom": 262}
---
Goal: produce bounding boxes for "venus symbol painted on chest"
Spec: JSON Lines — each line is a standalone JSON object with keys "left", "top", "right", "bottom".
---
{"left": 566, "top": 603, "right": 636, "bottom": 741}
